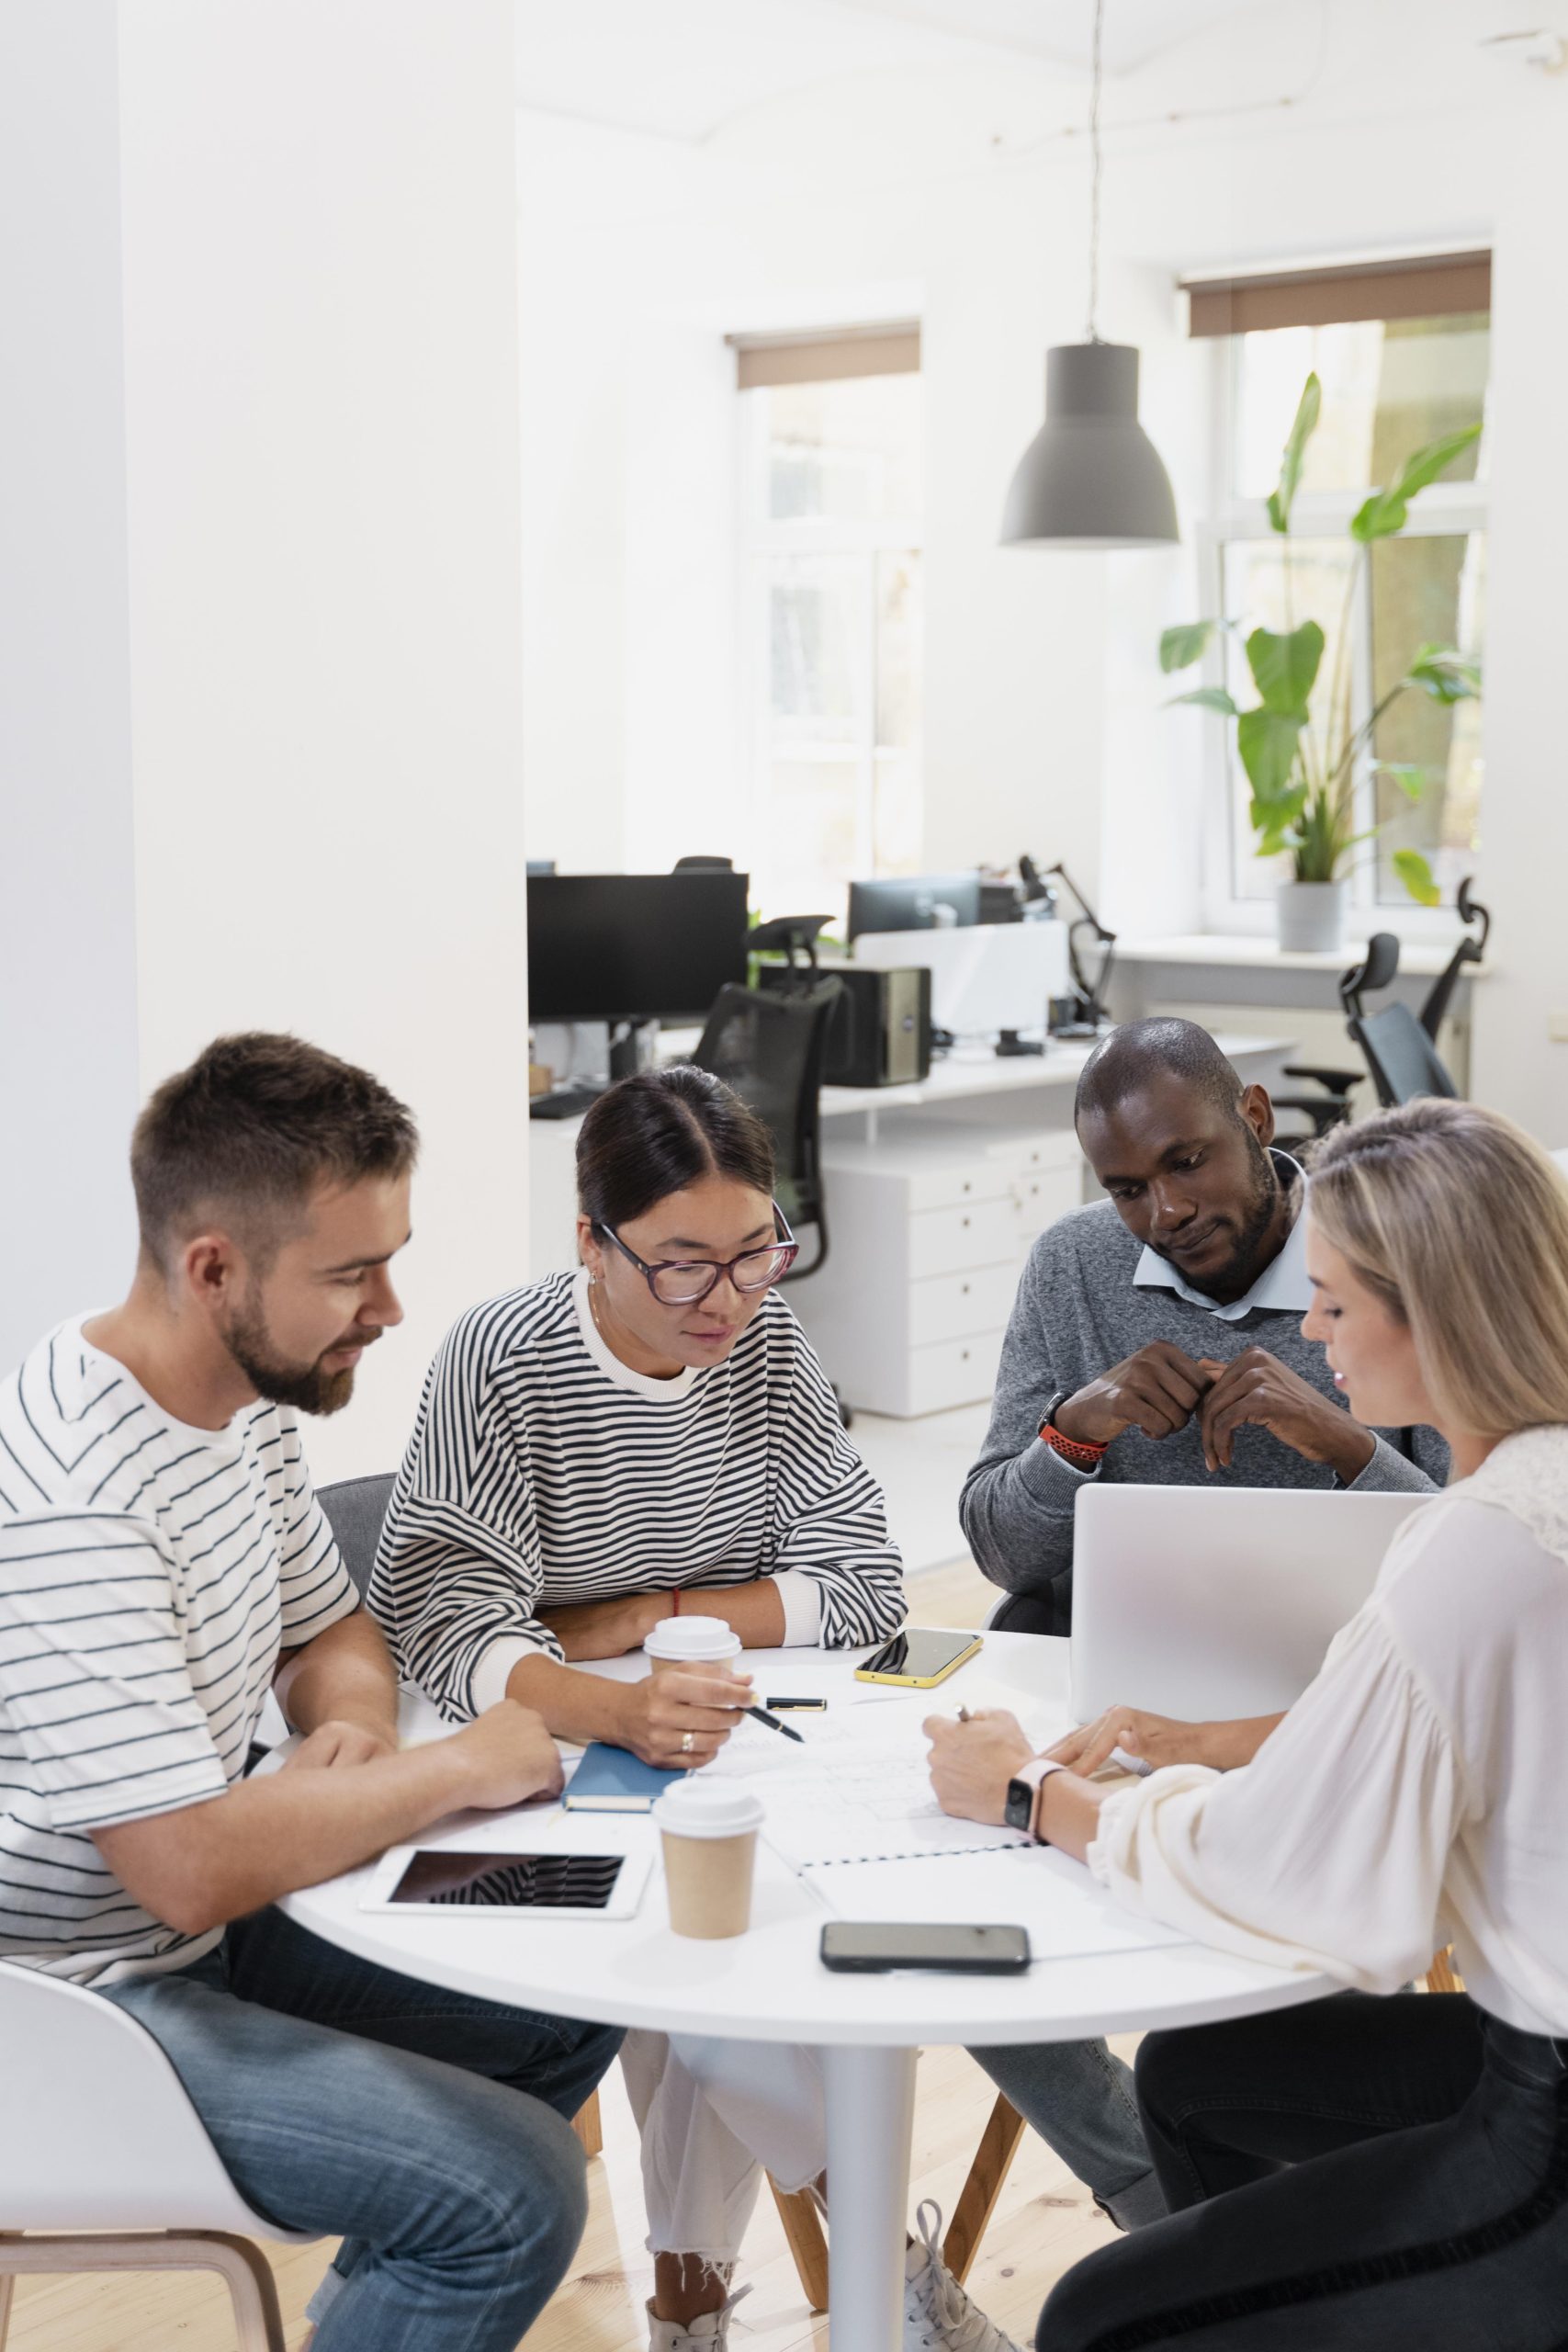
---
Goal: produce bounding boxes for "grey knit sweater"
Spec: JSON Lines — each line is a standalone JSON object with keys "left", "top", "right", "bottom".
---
{"left": 960, "top": 1199, "right": 1449, "bottom": 1619}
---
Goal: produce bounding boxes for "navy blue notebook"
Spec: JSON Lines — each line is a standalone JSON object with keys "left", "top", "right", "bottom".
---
{"left": 563, "top": 1744, "right": 685, "bottom": 1812}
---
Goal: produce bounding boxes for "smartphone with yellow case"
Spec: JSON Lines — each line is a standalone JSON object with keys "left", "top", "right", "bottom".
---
{"left": 853, "top": 1628, "right": 983, "bottom": 1690}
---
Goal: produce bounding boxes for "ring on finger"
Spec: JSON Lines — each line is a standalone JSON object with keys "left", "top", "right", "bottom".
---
{"left": 681, "top": 1730, "right": 694, "bottom": 1755}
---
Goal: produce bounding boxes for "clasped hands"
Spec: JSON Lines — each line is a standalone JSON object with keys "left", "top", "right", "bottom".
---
{"left": 1055, "top": 1340, "right": 1375, "bottom": 1484}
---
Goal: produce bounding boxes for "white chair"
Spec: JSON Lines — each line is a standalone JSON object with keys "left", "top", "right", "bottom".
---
{"left": 0, "top": 1960, "right": 319, "bottom": 2350}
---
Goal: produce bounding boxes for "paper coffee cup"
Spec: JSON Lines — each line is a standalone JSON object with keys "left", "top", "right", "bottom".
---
{"left": 654, "top": 1780, "right": 764, "bottom": 1939}
{"left": 643, "top": 1613, "right": 743, "bottom": 1679}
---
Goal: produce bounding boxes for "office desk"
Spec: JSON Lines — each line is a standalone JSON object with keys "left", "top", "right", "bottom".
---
{"left": 527, "top": 1032, "right": 1295, "bottom": 1284}
{"left": 280, "top": 1634, "right": 1329, "bottom": 2352}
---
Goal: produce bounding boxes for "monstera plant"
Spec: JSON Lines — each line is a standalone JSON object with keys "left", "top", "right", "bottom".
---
{"left": 1160, "top": 373, "right": 1482, "bottom": 947}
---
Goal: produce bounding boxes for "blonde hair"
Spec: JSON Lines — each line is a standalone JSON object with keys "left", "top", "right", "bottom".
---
{"left": 1306, "top": 1099, "right": 1568, "bottom": 1440}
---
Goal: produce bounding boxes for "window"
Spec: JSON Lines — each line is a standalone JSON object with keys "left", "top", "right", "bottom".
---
{"left": 1187, "top": 263, "right": 1489, "bottom": 926}
{"left": 736, "top": 333, "right": 923, "bottom": 922}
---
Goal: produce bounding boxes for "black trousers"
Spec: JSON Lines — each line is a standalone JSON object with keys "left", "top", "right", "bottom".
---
{"left": 1037, "top": 1992, "right": 1568, "bottom": 2351}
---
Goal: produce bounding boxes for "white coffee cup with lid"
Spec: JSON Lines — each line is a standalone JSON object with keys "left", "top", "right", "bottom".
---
{"left": 653, "top": 1780, "right": 765, "bottom": 1939}
{"left": 642, "top": 1613, "right": 744, "bottom": 1677}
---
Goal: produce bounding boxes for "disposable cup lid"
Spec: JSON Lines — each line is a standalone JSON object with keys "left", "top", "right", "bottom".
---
{"left": 643, "top": 1614, "right": 743, "bottom": 1663}
{"left": 654, "top": 1780, "right": 765, "bottom": 1839}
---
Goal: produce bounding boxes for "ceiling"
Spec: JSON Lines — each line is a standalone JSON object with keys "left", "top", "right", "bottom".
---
{"left": 513, "top": 0, "right": 1294, "bottom": 141}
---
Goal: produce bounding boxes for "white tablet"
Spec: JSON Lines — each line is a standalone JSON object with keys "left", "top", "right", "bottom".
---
{"left": 361, "top": 1845, "right": 651, "bottom": 1921}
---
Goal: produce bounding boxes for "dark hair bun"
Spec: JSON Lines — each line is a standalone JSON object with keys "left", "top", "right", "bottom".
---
{"left": 576, "top": 1065, "right": 774, "bottom": 1230}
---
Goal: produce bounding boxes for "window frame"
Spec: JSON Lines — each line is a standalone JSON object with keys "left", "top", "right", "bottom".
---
{"left": 737, "top": 377, "right": 924, "bottom": 920}
{"left": 1196, "top": 331, "right": 1489, "bottom": 940}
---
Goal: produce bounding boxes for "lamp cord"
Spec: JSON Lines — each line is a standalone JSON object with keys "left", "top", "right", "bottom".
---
{"left": 1086, "top": 0, "right": 1104, "bottom": 343}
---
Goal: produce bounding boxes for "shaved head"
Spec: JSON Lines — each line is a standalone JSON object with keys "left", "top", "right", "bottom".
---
{"left": 1076, "top": 1019, "right": 1246, "bottom": 1131}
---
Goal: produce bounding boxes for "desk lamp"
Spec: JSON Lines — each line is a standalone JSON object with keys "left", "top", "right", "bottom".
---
{"left": 1021, "top": 856, "right": 1115, "bottom": 1036}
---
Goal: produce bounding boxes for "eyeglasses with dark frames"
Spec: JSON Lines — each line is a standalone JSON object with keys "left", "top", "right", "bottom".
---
{"left": 593, "top": 1207, "right": 799, "bottom": 1306}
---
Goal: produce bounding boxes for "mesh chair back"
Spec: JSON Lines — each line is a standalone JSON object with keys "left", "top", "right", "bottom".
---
{"left": 693, "top": 980, "right": 841, "bottom": 1273}
{"left": 1349, "top": 1005, "right": 1460, "bottom": 1109}
{"left": 318, "top": 1473, "right": 395, "bottom": 1598}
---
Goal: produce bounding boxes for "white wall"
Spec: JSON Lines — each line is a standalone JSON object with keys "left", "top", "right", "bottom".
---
{"left": 0, "top": 1, "right": 141, "bottom": 1364}
{"left": 2, "top": 0, "right": 531, "bottom": 1479}
{"left": 517, "top": 1, "right": 1568, "bottom": 1125}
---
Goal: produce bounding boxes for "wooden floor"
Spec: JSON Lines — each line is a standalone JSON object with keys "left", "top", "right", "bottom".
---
{"left": 9, "top": 1558, "right": 1131, "bottom": 2352}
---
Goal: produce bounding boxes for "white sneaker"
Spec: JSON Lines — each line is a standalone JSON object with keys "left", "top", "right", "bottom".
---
{"left": 646, "top": 2281, "right": 752, "bottom": 2350}
{"left": 904, "top": 2201, "right": 1023, "bottom": 2352}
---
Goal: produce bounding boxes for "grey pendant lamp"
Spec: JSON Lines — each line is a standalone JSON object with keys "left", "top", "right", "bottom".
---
{"left": 1000, "top": 0, "right": 1179, "bottom": 550}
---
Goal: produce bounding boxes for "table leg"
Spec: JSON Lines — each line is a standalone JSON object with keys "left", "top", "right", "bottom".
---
{"left": 822, "top": 2042, "right": 917, "bottom": 2352}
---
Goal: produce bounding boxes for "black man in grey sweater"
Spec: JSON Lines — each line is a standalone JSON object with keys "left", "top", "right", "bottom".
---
{"left": 961, "top": 1020, "right": 1447, "bottom": 1634}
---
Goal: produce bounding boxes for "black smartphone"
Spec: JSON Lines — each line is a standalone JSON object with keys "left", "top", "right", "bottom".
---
{"left": 819, "top": 1921, "right": 1031, "bottom": 1974}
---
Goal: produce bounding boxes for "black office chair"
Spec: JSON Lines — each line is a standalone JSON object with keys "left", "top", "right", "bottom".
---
{"left": 693, "top": 980, "right": 842, "bottom": 1283}
{"left": 1269, "top": 878, "right": 1490, "bottom": 1132}
{"left": 672, "top": 855, "right": 734, "bottom": 872}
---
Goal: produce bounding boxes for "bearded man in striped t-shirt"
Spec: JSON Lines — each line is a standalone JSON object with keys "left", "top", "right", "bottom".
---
{"left": 0, "top": 1034, "right": 619, "bottom": 2352}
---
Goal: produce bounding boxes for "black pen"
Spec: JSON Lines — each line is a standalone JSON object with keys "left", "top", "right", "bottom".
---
{"left": 742, "top": 1702, "right": 805, "bottom": 1745}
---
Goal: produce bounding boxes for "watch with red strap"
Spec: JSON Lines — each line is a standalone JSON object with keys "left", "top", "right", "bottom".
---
{"left": 1038, "top": 1386, "right": 1109, "bottom": 1473}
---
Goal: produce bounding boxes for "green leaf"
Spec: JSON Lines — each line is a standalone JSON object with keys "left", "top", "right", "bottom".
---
{"left": 1372, "top": 761, "right": 1429, "bottom": 802}
{"left": 1391, "top": 848, "right": 1441, "bottom": 907}
{"left": 1244, "top": 621, "right": 1325, "bottom": 716}
{"left": 1349, "top": 421, "right": 1483, "bottom": 542}
{"left": 1237, "top": 707, "right": 1307, "bottom": 802}
{"left": 1159, "top": 621, "right": 1217, "bottom": 673}
{"left": 1252, "top": 781, "right": 1309, "bottom": 857}
{"left": 1404, "top": 643, "right": 1482, "bottom": 705}
{"left": 1167, "top": 685, "right": 1238, "bottom": 715}
{"left": 1266, "top": 373, "right": 1321, "bottom": 536}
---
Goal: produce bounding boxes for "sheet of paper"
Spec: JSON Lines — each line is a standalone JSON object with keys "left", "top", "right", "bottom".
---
{"left": 813, "top": 1846, "right": 1190, "bottom": 1961}
{"left": 722, "top": 1732, "right": 1035, "bottom": 1868}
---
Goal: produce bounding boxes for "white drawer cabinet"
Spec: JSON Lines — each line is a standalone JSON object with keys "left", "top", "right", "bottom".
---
{"left": 787, "top": 1125, "right": 1087, "bottom": 1417}
{"left": 908, "top": 1196, "right": 1020, "bottom": 1279}
{"left": 907, "top": 1262, "right": 1021, "bottom": 1348}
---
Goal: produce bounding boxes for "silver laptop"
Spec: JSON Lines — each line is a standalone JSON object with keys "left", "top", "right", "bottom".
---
{"left": 1070, "top": 1486, "right": 1430, "bottom": 1724}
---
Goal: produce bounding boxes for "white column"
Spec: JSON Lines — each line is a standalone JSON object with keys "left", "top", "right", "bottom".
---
{"left": 0, "top": 2, "right": 142, "bottom": 1367}
{"left": 1, "top": 1, "right": 529, "bottom": 1478}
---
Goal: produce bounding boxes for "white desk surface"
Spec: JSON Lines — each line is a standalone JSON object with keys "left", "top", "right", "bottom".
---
{"left": 280, "top": 1633, "right": 1327, "bottom": 2051}
{"left": 813, "top": 1031, "right": 1292, "bottom": 1119}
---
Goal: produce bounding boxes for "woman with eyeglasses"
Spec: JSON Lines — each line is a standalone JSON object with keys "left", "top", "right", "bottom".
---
{"left": 376, "top": 1066, "right": 975, "bottom": 2352}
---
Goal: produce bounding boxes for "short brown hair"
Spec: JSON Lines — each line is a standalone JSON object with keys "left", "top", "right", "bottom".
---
{"left": 132, "top": 1033, "right": 418, "bottom": 1269}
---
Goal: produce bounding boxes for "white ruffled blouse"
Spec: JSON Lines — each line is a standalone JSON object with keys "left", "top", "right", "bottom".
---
{"left": 1088, "top": 1425, "right": 1568, "bottom": 2037}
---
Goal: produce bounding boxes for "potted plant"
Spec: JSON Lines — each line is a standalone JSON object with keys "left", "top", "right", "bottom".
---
{"left": 1160, "top": 374, "right": 1483, "bottom": 953}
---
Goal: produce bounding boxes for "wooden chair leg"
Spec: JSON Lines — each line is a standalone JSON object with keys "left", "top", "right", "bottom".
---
{"left": 1425, "top": 1947, "right": 1465, "bottom": 1995}
{"left": 770, "top": 2178, "right": 829, "bottom": 2312}
{"left": 942, "top": 2093, "right": 1029, "bottom": 2287}
{"left": 0, "top": 2233, "right": 284, "bottom": 2352}
{"left": 571, "top": 2087, "right": 604, "bottom": 2158}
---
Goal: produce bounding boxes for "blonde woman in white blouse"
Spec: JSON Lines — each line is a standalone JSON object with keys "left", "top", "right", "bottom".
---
{"left": 928, "top": 1097, "right": 1568, "bottom": 2352}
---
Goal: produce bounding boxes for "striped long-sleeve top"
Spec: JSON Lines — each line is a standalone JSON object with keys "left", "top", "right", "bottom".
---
{"left": 370, "top": 1270, "right": 907, "bottom": 1722}
{"left": 0, "top": 1318, "right": 355, "bottom": 1984}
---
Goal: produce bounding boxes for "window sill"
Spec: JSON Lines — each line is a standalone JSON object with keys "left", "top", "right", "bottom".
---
{"left": 1117, "top": 933, "right": 1488, "bottom": 981}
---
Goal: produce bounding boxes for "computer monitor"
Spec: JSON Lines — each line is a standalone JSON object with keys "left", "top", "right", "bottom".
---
{"left": 526, "top": 872, "right": 750, "bottom": 1024}
{"left": 846, "top": 873, "right": 982, "bottom": 941}
{"left": 852, "top": 920, "right": 1069, "bottom": 1039}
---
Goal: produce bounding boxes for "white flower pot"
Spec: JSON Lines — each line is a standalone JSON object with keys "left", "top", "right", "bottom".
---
{"left": 1276, "top": 879, "right": 1348, "bottom": 955}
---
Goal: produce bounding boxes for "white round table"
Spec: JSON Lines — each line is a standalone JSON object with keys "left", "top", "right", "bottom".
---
{"left": 282, "top": 1633, "right": 1330, "bottom": 2349}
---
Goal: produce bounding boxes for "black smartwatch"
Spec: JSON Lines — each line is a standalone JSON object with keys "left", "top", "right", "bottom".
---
{"left": 1004, "top": 1757, "right": 1065, "bottom": 1840}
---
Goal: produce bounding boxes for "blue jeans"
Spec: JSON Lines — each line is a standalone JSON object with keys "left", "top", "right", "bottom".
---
{"left": 1039, "top": 1992, "right": 1568, "bottom": 2350}
{"left": 974, "top": 2037, "right": 1166, "bottom": 2230}
{"left": 99, "top": 1905, "right": 622, "bottom": 2352}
